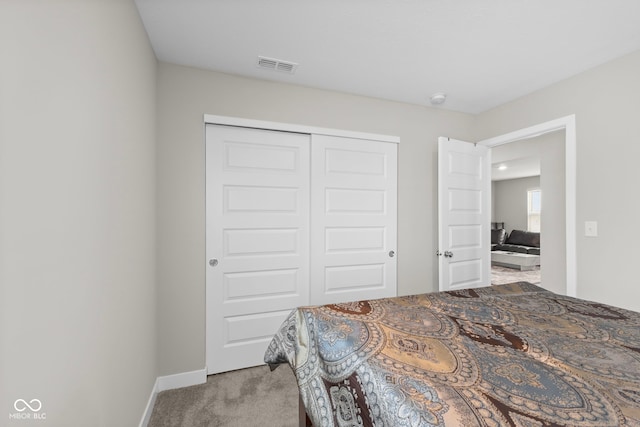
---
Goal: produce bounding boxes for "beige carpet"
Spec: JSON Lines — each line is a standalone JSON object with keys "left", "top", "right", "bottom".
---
{"left": 148, "top": 364, "right": 299, "bottom": 427}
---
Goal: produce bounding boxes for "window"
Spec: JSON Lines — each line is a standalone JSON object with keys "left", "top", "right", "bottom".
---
{"left": 528, "top": 189, "right": 541, "bottom": 232}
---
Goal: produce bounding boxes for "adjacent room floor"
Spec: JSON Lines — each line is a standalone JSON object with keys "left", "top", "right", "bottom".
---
{"left": 491, "top": 264, "right": 541, "bottom": 286}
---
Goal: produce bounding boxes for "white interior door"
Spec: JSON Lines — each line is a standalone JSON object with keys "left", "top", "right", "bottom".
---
{"left": 311, "top": 135, "right": 397, "bottom": 304}
{"left": 438, "top": 137, "right": 490, "bottom": 292}
{"left": 206, "top": 125, "right": 310, "bottom": 374}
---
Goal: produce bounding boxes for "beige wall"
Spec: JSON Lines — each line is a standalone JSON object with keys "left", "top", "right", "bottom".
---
{"left": 493, "top": 175, "right": 541, "bottom": 232}
{"left": 156, "top": 62, "right": 475, "bottom": 374}
{"left": 538, "top": 132, "right": 566, "bottom": 296}
{"left": 475, "top": 49, "right": 640, "bottom": 310}
{"left": 0, "top": 1, "right": 157, "bottom": 426}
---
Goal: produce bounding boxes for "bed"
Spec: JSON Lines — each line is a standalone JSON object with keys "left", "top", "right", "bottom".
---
{"left": 264, "top": 282, "right": 640, "bottom": 426}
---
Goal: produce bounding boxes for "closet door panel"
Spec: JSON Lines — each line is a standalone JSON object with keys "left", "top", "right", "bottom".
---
{"left": 206, "top": 125, "right": 310, "bottom": 374}
{"left": 311, "top": 135, "right": 397, "bottom": 305}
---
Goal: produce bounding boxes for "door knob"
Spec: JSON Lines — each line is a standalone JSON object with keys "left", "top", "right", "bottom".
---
{"left": 444, "top": 251, "right": 453, "bottom": 258}
{"left": 209, "top": 259, "right": 219, "bottom": 267}
{"left": 389, "top": 250, "right": 395, "bottom": 258}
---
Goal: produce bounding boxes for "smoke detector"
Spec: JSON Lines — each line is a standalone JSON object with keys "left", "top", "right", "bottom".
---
{"left": 430, "top": 92, "right": 447, "bottom": 105}
{"left": 257, "top": 56, "right": 298, "bottom": 74}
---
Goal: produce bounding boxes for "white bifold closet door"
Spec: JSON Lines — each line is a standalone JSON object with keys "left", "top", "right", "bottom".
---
{"left": 206, "top": 124, "right": 397, "bottom": 374}
{"left": 310, "top": 134, "right": 397, "bottom": 305}
{"left": 206, "top": 125, "right": 310, "bottom": 374}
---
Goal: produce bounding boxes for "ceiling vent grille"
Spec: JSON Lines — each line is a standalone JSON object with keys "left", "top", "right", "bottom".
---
{"left": 257, "top": 56, "right": 298, "bottom": 74}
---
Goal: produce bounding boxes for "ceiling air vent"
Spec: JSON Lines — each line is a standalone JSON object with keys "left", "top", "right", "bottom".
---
{"left": 257, "top": 56, "right": 298, "bottom": 74}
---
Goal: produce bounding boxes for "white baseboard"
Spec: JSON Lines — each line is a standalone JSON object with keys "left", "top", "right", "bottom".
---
{"left": 139, "top": 378, "right": 159, "bottom": 427}
{"left": 139, "top": 368, "right": 207, "bottom": 427}
{"left": 157, "top": 367, "right": 208, "bottom": 392}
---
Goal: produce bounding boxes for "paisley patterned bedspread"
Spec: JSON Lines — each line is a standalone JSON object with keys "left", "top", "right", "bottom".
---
{"left": 264, "top": 282, "right": 640, "bottom": 426}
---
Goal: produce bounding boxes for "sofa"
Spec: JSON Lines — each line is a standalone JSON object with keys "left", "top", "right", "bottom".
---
{"left": 492, "top": 229, "right": 540, "bottom": 255}
{"left": 491, "top": 228, "right": 507, "bottom": 251}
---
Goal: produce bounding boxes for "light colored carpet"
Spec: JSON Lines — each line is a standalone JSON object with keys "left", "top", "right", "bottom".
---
{"left": 491, "top": 264, "right": 540, "bottom": 285}
{"left": 148, "top": 364, "right": 299, "bottom": 427}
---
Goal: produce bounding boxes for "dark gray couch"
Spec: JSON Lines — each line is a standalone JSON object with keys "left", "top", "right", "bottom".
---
{"left": 491, "top": 228, "right": 507, "bottom": 251}
{"left": 492, "top": 229, "right": 540, "bottom": 255}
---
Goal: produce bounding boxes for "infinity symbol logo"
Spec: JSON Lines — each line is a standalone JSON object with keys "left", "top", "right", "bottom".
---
{"left": 14, "top": 399, "right": 42, "bottom": 412}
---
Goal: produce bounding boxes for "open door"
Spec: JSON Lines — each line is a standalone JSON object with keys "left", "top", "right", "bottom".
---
{"left": 438, "top": 137, "right": 491, "bottom": 291}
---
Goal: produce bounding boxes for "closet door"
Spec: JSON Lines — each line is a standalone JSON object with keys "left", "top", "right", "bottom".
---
{"left": 311, "top": 135, "right": 397, "bottom": 305}
{"left": 205, "top": 125, "right": 310, "bottom": 374}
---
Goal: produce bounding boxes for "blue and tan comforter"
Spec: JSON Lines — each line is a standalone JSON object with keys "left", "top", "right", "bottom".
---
{"left": 264, "top": 282, "right": 640, "bottom": 426}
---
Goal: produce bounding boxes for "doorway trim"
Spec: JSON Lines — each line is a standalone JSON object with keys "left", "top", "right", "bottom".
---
{"left": 478, "top": 115, "right": 576, "bottom": 297}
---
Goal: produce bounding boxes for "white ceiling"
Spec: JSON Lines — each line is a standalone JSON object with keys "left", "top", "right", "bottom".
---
{"left": 492, "top": 156, "right": 540, "bottom": 182}
{"left": 135, "top": 0, "right": 640, "bottom": 114}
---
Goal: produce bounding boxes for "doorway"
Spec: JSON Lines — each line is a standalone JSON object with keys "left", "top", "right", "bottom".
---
{"left": 479, "top": 115, "right": 576, "bottom": 297}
